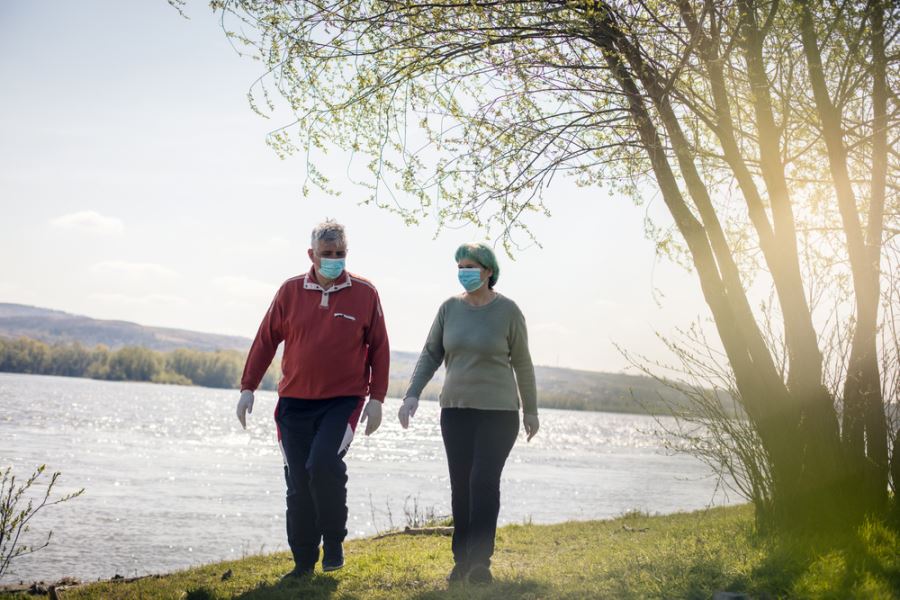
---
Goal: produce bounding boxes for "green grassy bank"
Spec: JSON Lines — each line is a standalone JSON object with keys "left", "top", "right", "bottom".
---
{"left": 3, "top": 504, "right": 898, "bottom": 599}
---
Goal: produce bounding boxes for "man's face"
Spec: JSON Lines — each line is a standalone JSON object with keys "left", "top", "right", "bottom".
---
{"left": 308, "top": 240, "right": 348, "bottom": 270}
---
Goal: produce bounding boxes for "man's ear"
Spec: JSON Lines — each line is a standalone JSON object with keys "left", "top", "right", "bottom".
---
{"left": 307, "top": 248, "right": 315, "bottom": 262}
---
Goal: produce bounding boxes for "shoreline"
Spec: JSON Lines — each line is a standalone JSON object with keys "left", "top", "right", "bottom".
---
{"left": 0, "top": 507, "right": 742, "bottom": 597}
{"left": 1, "top": 504, "right": 897, "bottom": 599}
{"left": 0, "top": 371, "right": 701, "bottom": 418}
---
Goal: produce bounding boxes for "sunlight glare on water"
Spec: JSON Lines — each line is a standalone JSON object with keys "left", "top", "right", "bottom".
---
{"left": 0, "top": 373, "right": 736, "bottom": 583}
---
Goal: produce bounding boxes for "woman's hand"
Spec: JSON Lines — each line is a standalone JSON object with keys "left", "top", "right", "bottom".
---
{"left": 523, "top": 413, "right": 539, "bottom": 442}
{"left": 398, "top": 396, "right": 419, "bottom": 429}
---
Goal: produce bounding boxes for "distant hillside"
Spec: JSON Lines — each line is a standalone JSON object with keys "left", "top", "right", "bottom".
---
{"left": 0, "top": 303, "right": 709, "bottom": 415}
{"left": 0, "top": 303, "right": 251, "bottom": 353}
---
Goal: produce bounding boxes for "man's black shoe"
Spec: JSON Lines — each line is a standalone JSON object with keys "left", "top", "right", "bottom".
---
{"left": 467, "top": 564, "right": 493, "bottom": 584}
{"left": 447, "top": 563, "right": 468, "bottom": 584}
{"left": 281, "top": 565, "right": 314, "bottom": 582}
{"left": 322, "top": 541, "right": 344, "bottom": 572}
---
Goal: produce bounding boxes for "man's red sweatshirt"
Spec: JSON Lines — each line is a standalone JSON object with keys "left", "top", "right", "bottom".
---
{"left": 240, "top": 268, "right": 389, "bottom": 401}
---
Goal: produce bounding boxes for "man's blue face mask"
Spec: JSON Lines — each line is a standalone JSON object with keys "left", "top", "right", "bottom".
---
{"left": 458, "top": 267, "right": 484, "bottom": 292}
{"left": 318, "top": 257, "right": 345, "bottom": 279}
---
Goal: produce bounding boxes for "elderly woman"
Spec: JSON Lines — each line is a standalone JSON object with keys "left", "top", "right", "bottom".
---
{"left": 398, "top": 242, "right": 539, "bottom": 585}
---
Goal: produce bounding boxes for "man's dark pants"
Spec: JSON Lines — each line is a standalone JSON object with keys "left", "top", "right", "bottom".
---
{"left": 276, "top": 396, "right": 361, "bottom": 569}
{"left": 441, "top": 407, "right": 519, "bottom": 570}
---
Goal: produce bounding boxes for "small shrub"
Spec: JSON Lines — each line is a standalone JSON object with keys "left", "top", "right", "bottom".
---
{"left": 0, "top": 464, "right": 84, "bottom": 578}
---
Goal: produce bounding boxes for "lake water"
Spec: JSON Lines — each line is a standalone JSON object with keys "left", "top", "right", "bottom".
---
{"left": 0, "top": 373, "right": 737, "bottom": 583}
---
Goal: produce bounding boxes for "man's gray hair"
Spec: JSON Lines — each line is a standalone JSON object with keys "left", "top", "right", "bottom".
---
{"left": 310, "top": 219, "right": 347, "bottom": 248}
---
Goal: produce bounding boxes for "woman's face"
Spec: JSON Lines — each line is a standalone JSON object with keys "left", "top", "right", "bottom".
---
{"left": 457, "top": 259, "right": 492, "bottom": 286}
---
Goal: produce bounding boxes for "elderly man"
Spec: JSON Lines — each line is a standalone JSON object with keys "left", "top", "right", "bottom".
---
{"left": 237, "top": 219, "right": 389, "bottom": 578}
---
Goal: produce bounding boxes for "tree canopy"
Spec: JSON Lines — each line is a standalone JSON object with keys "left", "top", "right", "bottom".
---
{"left": 215, "top": 0, "right": 900, "bottom": 527}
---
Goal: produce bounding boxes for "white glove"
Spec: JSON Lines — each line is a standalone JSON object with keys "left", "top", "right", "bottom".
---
{"left": 398, "top": 396, "right": 419, "bottom": 429}
{"left": 237, "top": 390, "right": 254, "bottom": 429}
{"left": 360, "top": 399, "right": 382, "bottom": 436}
{"left": 523, "top": 413, "right": 539, "bottom": 442}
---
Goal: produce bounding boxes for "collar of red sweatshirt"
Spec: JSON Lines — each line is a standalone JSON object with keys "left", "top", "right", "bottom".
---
{"left": 303, "top": 266, "right": 352, "bottom": 307}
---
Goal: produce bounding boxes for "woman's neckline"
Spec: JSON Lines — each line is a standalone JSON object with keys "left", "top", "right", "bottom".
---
{"left": 458, "top": 291, "right": 501, "bottom": 308}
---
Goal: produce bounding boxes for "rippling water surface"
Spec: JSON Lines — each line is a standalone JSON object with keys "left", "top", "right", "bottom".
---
{"left": 0, "top": 373, "right": 735, "bottom": 583}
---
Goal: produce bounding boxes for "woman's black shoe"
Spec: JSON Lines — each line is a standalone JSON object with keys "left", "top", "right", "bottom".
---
{"left": 447, "top": 563, "right": 468, "bottom": 583}
{"left": 322, "top": 541, "right": 344, "bottom": 572}
{"left": 281, "top": 565, "right": 314, "bottom": 582}
{"left": 467, "top": 564, "right": 493, "bottom": 584}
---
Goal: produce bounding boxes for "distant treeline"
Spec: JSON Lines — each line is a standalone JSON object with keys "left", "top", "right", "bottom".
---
{"left": 386, "top": 372, "right": 711, "bottom": 416}
{"left": 0, "top": 336, "right": 280, "bottom": 390}
{"left": 1, "top": 336, "right": 725, "bottom": 417}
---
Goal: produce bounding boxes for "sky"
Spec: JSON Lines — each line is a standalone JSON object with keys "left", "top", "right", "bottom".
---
{"left": 0, "top": 1, "right": 712, "bottom": 373}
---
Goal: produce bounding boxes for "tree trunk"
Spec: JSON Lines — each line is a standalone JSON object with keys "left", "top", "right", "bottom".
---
{"left": 590, "top": 10, "right": 806, "bottom": 527}
{"left": 797, "top": 0, "right": 889, "bottom": 512}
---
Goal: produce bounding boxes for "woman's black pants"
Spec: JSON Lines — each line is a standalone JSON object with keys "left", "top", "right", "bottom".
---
{"left": 440, "top": 407, "right": 519, "bottom": 570}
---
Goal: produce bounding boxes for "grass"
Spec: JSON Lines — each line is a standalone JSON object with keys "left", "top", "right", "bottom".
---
{"left": 2, "top": 504, "right": 898, "bottom": 599}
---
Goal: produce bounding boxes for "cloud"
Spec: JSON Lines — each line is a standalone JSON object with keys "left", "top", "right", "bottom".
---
{"left": 89, "top": 293, "right": 189, "bottom": 308}
{"left": 50, "top": 211, "right": 124, "bottom": 235}
{"left": 213, "top": 276, "right": 278, "bottom": 301}
{"left": 90, "top": 261, "right": 178, "bottom": 279}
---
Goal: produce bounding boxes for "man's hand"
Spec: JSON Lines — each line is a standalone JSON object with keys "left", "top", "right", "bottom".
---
{"left": 360, "top": 399, "right": 382, "bottom": 436}
{"left": 237, "top": 390, "right": 254, "bottom": 429}
{"left": 398, "top": 396, "right": 419, "bottom": 429}
{"left": 523, "top": 413, "right": 539, "bottom": 442}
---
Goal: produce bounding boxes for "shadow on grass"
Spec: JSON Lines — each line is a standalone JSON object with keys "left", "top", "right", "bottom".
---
{"left": 585, "top": 517, "right": 900, "bottom": 599}
{"left": 231, "top": 573, "right": 348, "bottom": 600}
{"left": 748, "top": 518, "right": 900, "bottom": 598}
{"left": 676, "top": 559, "right": 760, "bottom": 600}
{"left": 410, "top": 578, "right": 549, "bottom": 599}
{"left": 592, "top": 556, "right": 761, "bottom": 600}
{"left": 654, "top": 520, "right": 900, "bottom": 599}
{"left": 225, "top": 575, "right": 548, "bottom": 600}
